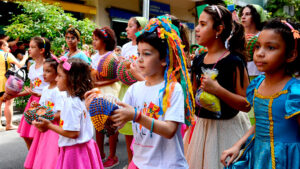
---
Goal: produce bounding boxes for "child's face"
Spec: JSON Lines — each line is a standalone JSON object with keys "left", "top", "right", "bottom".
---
{"left": 92, "top": 34, "right": 104, "bottom": 51}
{"left": 28, "top": 40, "right": 43, "bottom": 59}
{"left": 137, "top": 42, "right": 166, "bottom": 77}
{"left": 126, "top": 18, "right": 139, "bottom": 40}
{"left": 43, "top": 62, "right": 57, "bottom": 83}
{"left": 56, "top": 66, "right": 68, "bottom": 92}
{"left": 254, "top": 29, "right": 286, "bottom": 73}
{"left": 195, "top": 12, "right": 218, "bottom": 46}
{"left": 65, "top": 33, "right": 79, "bottom": 49}
{"left": 1, "top": 42, "right": 10, "bottom": 53}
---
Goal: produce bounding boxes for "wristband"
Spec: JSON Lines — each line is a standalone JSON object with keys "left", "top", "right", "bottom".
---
{"left": 135, "top": 111, "right": 142, "bottom": 122}
{"left": 133, "top": 107, "right": 137, "bottom": 123}
{"left": 150, "top": 118, "right": 154, "bottom": 138}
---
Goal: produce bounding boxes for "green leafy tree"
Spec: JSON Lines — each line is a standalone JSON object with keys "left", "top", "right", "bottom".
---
{"left": 266, "top": 0, "right": 300, "bottom": 21}
{"left": 4, "top": 0, "right": 96, "bottom": 55}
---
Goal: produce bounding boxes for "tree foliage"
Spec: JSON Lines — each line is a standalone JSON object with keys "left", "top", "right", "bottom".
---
{"left": 4, "top": 0, "right": 96, "bottom": 55}
{"left": 266, "top": 0, "right": 300, "bottom": 21}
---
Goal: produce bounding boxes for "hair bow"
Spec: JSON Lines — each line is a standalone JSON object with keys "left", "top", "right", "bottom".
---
{"left": 52, "top": 55, "right": 72, "bottom": 71}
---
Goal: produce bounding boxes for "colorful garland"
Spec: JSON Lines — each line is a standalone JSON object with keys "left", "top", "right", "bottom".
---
{"left": 89, "top": 95, "right": 120, "bottom": 133}
{"left": 135, "top": 16, "right": 195, "bottom": 126}
{"left": 97, "top": 52, "right": 119, "bottom": 80}
{"left": 24, "top": 105, "right": 55, "bottom": 125}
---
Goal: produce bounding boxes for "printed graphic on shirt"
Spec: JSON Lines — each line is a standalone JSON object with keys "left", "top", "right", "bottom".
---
{"left": 46, "top": 101, "right": 55, "bottom": 109}
{"left": 60, "top": 119, "right": 64, "bottom": 127}
{"left": 33, "top": 78, "right": 42, "bottom": 88}
{"left": 136, "top": 102, "right": 161, "bottom": 132}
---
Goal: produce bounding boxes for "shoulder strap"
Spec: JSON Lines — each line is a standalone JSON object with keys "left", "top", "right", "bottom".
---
{"left": 4, "top": 53, "right": 8, "bottom": 71}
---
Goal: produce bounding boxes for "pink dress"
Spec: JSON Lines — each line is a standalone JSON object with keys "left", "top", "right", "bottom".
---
{"left": 17, "top": 95, "right": 40, "bottom": 138}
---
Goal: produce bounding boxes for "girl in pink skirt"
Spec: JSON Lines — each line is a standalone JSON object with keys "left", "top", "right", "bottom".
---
{"left": 34, "top": 58, "right": 103, "bottom": 169}
{"left": 5, "top": 37, "right": 51, "bottom": 149}
{"left": 25, "top": 57, "right": 65, "bottom": 169}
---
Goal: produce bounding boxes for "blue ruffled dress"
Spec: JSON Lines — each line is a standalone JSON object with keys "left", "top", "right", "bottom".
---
{"left": 226, "top": 75, "right": 300, "bottom": 169}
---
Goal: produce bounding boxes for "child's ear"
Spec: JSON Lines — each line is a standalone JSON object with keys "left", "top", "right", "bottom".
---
{"left": 161, "top": 59, "right": 167, "bottom": 67}
{"left": 40, "top": 48, "right": 45, "bottom": 55}
{"left": 286, "top": 49, "right": 298, "bottom": 63}
{"left": 216, "top": 25, "right": 224, "bottom": 38}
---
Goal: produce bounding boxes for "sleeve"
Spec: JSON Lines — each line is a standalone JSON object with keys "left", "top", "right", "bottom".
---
{"left": 285, "top": 80, "right": 300, "bottom": 119}
{"left": 246, "top": 75, "right": 264, "bottom": 107}
{"left": 164, "top": 83, "right": 185, "bottom": 123}
{"left": 62, "top": 98, "right": 81, "bottom": 131}
{"left": 7, "top": 53, "right": 16, "bottom": 64}
{"left": 79, "top": 52, "right": 91, "bottom": 65}
{"left": 53, "top": 90, "right": 65, "bottom": 112}
{"left": 27, "top": 64, "right": 35, "bottom": 81}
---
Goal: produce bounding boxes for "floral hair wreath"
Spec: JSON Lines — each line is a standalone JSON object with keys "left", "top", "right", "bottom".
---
{"left": 135, "top": 16, "right": 195, "bottom": 126}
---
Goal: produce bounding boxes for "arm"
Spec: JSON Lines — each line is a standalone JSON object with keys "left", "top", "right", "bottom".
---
{"left": 33, "top": 118, "right": 79, "bottom": 139}
{"left": 220, "top": 125, "right": 255, "bottom": 166}
{"left": 10, "top": 52, "right": 28, "bottom": 68}
{"left": 94, "top": 79, "right": 118, "bottom": 87}
{"left": 201, "top": 67, "right": 250, "bottom": 112}
{"left": 111, "top": 102, "right": 179, "bottom": 139}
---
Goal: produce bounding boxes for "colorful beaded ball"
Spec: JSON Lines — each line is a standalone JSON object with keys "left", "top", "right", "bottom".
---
{"left": 5, "top": 75, "right": 24, "bottom": 96}
{"left": 24, "top": 105, "right": 55, "bottom": 125}
{"left": 117, "top": 60, "right": 137, "bottom": 85}
{"left": 246, "top": 35, "right": 258, "bottom": 61}
{"left": 89, "top": 94, "right": 120, "bottom": 133}
{"left": 97, "top": 53, "right": 119, "bottom": 80}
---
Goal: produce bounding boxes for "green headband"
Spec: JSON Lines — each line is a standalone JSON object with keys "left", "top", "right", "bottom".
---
{"left": 134, "top": 17, "right": 148, "bottom": 29}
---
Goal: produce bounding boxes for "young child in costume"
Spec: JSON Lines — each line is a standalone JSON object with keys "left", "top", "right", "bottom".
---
{"left": 118, "top": 16, "right": 148, "bottom": 168}
{"left": 34, "top": 58, "right": 103, "bottom": 169}
{"left": 113, "top": 15, "right": 195, "bottom": 169}
{"left": 184, "top": 5, "right": 251, "bottom": 169}
{"left": 5, "top": 37, "right": 50, "bottom": 149}
{"left": 64, "top": 27, "right": 91, "bottom": 64}
{"left": 221, "top": 19, "right": 300, "bottom": 169}
{"left": 25, "top": 57, "right": 65, "bottom": 169}
{"left": 91, "top": 26, "right": 121, "bottom": 168}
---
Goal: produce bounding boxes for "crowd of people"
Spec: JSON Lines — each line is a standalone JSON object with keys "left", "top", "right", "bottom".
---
{"left": 0, "top": 3, "right": 300, "bottom": 169}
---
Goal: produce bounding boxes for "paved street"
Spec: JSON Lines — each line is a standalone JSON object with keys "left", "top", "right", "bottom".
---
{"left": 0, "top": 113, "right": 129, "bottom": 169}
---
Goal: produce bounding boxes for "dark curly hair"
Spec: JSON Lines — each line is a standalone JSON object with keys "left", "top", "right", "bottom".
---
{"left": 59, "top": 58, "right": 93, "bottom": 100}
{"left": 65, "top": 27, "right": 81, "bottom": 40}
{"left": 93, "top": 27, "right": 117, "bottom": 51}
{"left": 262, "top": 19, "right": 300, "bottom": 75}
{"left": 239, "top": 5, "right": 263, "bottom": 31}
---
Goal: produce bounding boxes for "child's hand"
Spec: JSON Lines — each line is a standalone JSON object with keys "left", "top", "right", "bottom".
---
{"left": 84, "top": 88, "right": 99, "bottom": 111}
{"left": 111, "top": 102, "right": 135, "bottom": 127}
{"left": 24, "top": 87, "right": 40, "bottom": 97}
{"left": 200, "top": 75, "right": 220, "bottom": 94}
{"left": 220, "top": 145, "right": 241, "bottom": 166}
{"left": 32, "top": 118, "right": 51, "bottom": 132}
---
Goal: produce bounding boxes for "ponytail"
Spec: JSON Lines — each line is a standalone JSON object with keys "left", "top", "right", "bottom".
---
{"left": 227, "top": 21, "right": 247, "bottom": 62}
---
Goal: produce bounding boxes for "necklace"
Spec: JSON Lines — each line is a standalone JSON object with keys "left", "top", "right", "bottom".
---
{"left": 68, "top": 49, "right": 78, "bottom": 57}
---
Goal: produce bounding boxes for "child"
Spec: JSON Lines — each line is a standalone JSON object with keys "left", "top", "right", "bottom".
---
{"left": 184, "top": 5, "right": 251, "bottom": 169}
{"left": 25, "top": 57, "right": 65, "bottom": 169}
{"left": 91, "top": 26, "right": 121, "bottom": 168}
{"left": 6, "top": 37, "right": 50, "bottom": 149}
{"left": 34, "top": 58, "right": 103, "bottom": 169}
{"left": 111, "top": 16, "right": 194, "bottom": 168}
{"left": 64, "top": 27, "right": 91, "bottom": 64}
{"left": 118, "top": 16, "right": 148, "bottom": 168}
{"left": 0, "top": 40, "right": 28, "bottom": 131}
{"left": 221, "top": 19, "right": 300, "bottom": 169}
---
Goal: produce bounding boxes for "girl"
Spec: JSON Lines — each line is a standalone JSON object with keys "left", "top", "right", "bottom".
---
{"left": 184, "top": 5, "right": 251, "bottom": 169}
{"left": 0, "top": 40, "right": 28, "bottom": 131}
{"left": 25, "top": 58, "right": 65, "bottom": 169}
{"left": 118, "top": 16, "right": 148, "bottom": 168}
{"left": 64, "top": 27, "right": 91, "bottom": 64}
{"left": 91, "top": 26, "right": 120, "bottom": 168}
{"left": 6, "top": 37, "right": 50, "bottom": 149}
{"left": 34, "top": 58, "right": 103, "bottom": 169}
{"left": 221, "top": 19, "right": 300, "bottom": 169}
{"left": 87, "top": 16, "right": 195, "bottom": 169}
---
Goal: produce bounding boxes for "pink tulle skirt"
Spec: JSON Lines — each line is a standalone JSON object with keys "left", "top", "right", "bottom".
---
{"left": 17, "top": 95, "right": 40, "bottom": 138}
{"left": 55, "top": 139, "right": 104, "bottom": 169}
{"left": 24, "top": 122, "right": 59, "bottom": 169}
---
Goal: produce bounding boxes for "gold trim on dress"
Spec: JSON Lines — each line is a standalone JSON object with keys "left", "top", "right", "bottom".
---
{"left": 268, "top": 99, "right": 276, "bottom": 169}
{"left": 285, "top": 111, "right": 300, "bottom": 119}
{"left": 254, "top": 89, "right": 288, "bottom": 99}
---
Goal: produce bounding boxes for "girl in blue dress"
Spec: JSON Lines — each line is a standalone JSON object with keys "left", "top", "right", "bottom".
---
{"left": 221, "top": 19, "right": 300, "bottom": 169}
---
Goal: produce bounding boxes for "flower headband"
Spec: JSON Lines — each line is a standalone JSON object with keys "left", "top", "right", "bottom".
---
{"left": 52, "top": 55, "right": 72, "bottom": 71}
{"left": 67, "top": 27, "right": 81, "bottom": 39}
{"left": 281, "top": 20, "right": 300, "bottom": 49}
{"left": 135, "top": 16, "right": 195, "bottom": 126}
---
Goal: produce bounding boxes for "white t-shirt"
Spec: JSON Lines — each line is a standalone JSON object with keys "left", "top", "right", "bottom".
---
{"left": 58, "top": 96, "right": 94, "bottom": 147}
{"left": 121, "top": 41, "right": 138, "bottom": 60}
{"left": 28, "top": 63, "right": 49, "bottom": 94}
{"left": 91, "top": 51, "right": 112, "bottom": 69}
{"left": 39, "top": 86, "right": 65, "bottom": 113}
{"left": 123, "top": 81, "right": 188, "bottom": 169}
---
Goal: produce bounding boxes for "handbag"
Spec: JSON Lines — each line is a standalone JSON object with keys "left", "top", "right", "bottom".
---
{"left": 4, "top": 53, "right": 26, "bottom": 81}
